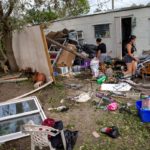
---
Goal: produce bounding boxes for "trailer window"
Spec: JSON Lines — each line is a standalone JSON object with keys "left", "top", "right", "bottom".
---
{"left": 94, "top": 24, "right": 110, "bottom": 38}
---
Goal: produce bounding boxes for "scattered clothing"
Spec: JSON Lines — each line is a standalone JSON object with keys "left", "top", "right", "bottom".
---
{"left": 71, "top": 92, "right": 92, "bottom": 103}
{"left": 101, "top": 126, "right": 120, "bottom": 138}
{"left": 42, "top": 118, "right": 78, "bottom": 150}
{"left": 107, "top": 102, "right": 118, "bottom": 111}
{"left": 48, "top": 106, "right": 69, "bottom": 112}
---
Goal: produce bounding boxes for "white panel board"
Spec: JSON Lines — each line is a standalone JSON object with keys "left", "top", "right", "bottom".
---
{"left": 13, "top": 26, "right": 52, "bottom": 81}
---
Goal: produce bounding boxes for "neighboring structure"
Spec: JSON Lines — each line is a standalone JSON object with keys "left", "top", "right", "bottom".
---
{"left": 47, "top": 5, "right": 150, "bottom": 58}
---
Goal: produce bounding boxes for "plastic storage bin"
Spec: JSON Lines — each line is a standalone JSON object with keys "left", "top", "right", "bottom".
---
{"left": 136, "top": 100, "right": 150, "bottom": 123}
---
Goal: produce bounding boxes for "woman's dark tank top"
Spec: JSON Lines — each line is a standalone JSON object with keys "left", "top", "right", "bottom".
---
{"left": 125, "top": 44, "right": 136, "bottom": 54}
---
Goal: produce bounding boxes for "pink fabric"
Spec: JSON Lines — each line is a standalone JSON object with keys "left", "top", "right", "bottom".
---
{"left": 41, "top": 118, "right": 55, "bottom": 139}
{"left": 107, "top": 102, "right": 118, "bottom": 111}
{"left": 42, "top": 118, "right": 55, "bottom": 127}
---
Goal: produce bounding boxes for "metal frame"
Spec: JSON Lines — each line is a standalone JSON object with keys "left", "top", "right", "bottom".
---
{"left": 0, "top": 96, "right": 46, "bottom": 143}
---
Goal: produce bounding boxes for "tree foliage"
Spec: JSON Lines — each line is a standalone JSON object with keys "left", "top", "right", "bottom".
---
{"left": 25, "top": 8, "right": 58, "bottom": 24}
{"left": 58, "top": 0, "right": 90, "bottom": 17}
{"left": 0, "top": 0, "right": 90, "bottom": 71}
{"left": 22, "top": 0, "right": 90, "bottom": 24}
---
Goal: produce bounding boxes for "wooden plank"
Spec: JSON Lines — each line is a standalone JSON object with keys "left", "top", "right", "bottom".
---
{"left": 46, "top": 37, "right": 88, "bottom": 60}
{"left": 7, "top": 81, "right": 53, "bottom": 101}
{"left": 0, "top": 78, "right": 28, "bottom": 83}
{"left": 40, "top": 26, "right": 55, "bottom": 82}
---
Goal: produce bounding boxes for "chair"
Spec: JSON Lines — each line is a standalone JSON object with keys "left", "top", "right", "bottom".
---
{"left": 22, "top": 124, "right": 66, "bottom": 150}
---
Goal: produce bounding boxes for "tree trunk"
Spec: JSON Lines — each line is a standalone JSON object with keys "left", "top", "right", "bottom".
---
{"left": 3, "top": 31, "right": 18, "bottom": 71}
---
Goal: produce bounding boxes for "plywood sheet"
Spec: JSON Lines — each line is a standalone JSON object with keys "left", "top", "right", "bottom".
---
{"left": 13, "top": 26, "right": 53, "bottom": 81}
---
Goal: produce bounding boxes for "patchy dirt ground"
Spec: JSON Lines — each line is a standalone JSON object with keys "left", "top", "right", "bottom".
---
{"left": 0, "top": 74, "right": 150, "bottom": 150}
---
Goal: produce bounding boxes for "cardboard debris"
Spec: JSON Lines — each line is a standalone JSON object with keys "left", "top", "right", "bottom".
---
{"left": 57, "top": 44, "right": 77, "bottom": 67}
{"left": 92, "top": 131, "right": 100, "bottom": 138}
{"left": 71, "top": 92, "right": 92, "bottom": 103}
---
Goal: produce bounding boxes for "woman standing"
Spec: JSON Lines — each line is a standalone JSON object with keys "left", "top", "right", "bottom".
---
{"left": 124, "top": 35, "right": 138, "bottom": 77}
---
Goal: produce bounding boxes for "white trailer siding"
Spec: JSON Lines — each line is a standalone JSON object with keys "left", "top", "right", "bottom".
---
{"left": 48, "top": 6, "right": 150, "bottom": 57}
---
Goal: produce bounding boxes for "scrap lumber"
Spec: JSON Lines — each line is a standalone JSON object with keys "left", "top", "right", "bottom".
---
{"left": 7, "top": 80, "right": 53, "bottom": 101}
{"left": 46, "top": 37, "right": 88, "bottom": 59}
{"left": 0, "top": 73, "right": 22, "bottom": 80}
{"left": 0, "top": 78, "right": 28, "bottom": 83}
{"left": 142, "top": 50, "right": 150, "bottom": 55}
{"left": 131, "top": 87, "right": 150, "bottom": 95}
{"left": 123, "top": 80, "right": 150, "bottom": 89}
{"left": 122, "top": 80, "right": 150, "bottom": 95}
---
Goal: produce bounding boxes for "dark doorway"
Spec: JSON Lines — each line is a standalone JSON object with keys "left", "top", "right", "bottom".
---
{"left": 122, "top": 17, "right": 132, "bottom": 57}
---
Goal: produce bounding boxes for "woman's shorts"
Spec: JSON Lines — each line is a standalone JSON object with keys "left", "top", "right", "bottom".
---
{"left": 99, "top": 53, "right": 108, "bottom": 63}
{"left": 124, "top": 55, "right": 134, "bottom": 63}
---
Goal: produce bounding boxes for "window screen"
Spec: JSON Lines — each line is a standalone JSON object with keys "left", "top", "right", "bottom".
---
{"left": 0, "top": 100, "right": 37, "bottom": 118}
{"left": 0, "top": 114, "right": 42, "bottom": 136}
{"left": 94, "top": 24, "right": 110, "bottom": 38}
{"left": 0, "top": 96, "right": 46, "bottom": 143}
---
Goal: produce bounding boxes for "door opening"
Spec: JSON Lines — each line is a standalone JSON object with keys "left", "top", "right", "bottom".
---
{"left": 121, "top": 17, "right": 132, "bottom": 57}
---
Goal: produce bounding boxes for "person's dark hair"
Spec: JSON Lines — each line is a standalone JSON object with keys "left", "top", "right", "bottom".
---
{"left": 128, "top": 35, "right": 136, "bottom": 43}
{"left": 96, "top": 38, "right": 102, "bottom": 43}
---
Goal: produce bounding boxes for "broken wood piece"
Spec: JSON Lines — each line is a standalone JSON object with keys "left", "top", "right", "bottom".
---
{"left": 0, "top": 78, "right": 28, "bottom": 83}
{"left": 46, "top": 37, "right": 88, "bottom": 59}
{"left": 142, "top": 50, "right": 150, "bottom": 55}
{"left": 123, "top": 80, "right": 150, "bottom": 89}
{"left": 0, "top": 73, "right": 22, "bottom": 80}
{"left": 131, "top": 87, "right": 150, "bottom": 96}
{"left": 7, "top": 81, "right": 53, "bottom": 101}
{"left": 92, "top": 131, "right": 100, "bottom": 138}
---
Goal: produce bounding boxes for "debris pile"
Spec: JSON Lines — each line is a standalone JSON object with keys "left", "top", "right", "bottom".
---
{"left": 0, "top": 26, "right": 150, "bottom": 149}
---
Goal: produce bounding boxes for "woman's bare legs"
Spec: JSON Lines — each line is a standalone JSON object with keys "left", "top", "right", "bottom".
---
{"left": 123, "top": 63, "right": 133, "bottom": 75}
{"left": 132, "top": 61, "right": 137, "bottom": 75}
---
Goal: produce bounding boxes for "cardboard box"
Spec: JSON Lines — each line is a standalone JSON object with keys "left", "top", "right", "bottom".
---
{"left": 57, "top": 44, "right": 76, "bottom": 67}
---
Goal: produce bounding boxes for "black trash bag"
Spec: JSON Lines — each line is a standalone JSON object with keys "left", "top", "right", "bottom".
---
{"left": 65, "top": 130, "right": 78, "bottom": 150}
{"left": 50, "top": 129, "right": 78, "bottom": 150}
{"left": 50, "top": 121, "right": 64, "bottom": 149}
{"left": 81, "top": 44, "right": 97, "bottom": 58}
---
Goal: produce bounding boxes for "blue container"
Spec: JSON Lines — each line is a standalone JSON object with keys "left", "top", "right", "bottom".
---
{"left": 136, "top": 100, "right": 150, "bottom": 123}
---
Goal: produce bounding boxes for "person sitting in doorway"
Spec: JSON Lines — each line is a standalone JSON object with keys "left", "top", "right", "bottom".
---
{"left": 123, "top": 35, "right": 138, "bottom": 77}
{"left": 96, "top": 38, "right": 107, "bottom": 63}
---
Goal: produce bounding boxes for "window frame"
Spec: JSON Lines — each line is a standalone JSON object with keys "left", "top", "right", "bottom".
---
{"left": 0, "top": 96, "right": 46, "bottom": 143}
{"left": 94, "top": 23, "right": 111, "bottom": 38}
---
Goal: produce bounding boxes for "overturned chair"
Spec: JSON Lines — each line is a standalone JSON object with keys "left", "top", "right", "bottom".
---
{"left": 22, "top": 124, "right": 66, "bottom": 150}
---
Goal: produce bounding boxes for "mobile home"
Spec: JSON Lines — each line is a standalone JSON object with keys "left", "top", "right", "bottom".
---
{"left": 48, "top": 5, "right": 150, "bottom": 58}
